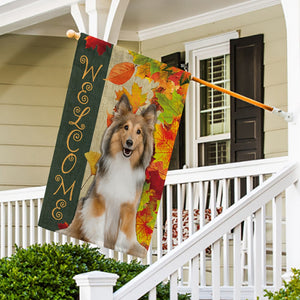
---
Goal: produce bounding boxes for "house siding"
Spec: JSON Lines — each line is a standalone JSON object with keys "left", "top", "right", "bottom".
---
{"left": 0, "top": 5, "right": 286, "bottom": 190}
{"left": 140, "top": 4, "right": 288, "bottom": 161}
{"left": 0, "top": 35, "right": 139, "bottom": 191}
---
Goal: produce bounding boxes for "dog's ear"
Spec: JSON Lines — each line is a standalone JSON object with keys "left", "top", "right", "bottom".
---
{"left": 142, "top": 104, "right": 157, "bottom": 130}
{"left": 115, "top": 94, "right": 132, "bottom": 116}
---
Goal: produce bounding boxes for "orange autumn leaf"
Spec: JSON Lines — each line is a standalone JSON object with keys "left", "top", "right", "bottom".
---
{"left": 106, "top": 62, "right": 135, "bottom": 85}
{"left": 135, "top": 63, "right": 151, "bottom": 81}
{"left": 85, "top": 151, "right": 101, "bottom": 175}
{"left": 107, "top": 111, "right": 114, "bottom": 127}
{"left": 115, "top": 83, "right": 147, "bottom": 113}
{"left": 154, "top": 121, "right": 179, "bottom": 169}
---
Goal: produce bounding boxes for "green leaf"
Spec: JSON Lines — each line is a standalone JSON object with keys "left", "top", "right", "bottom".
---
{"left": 156, "top": 91, "right": 184, "bottom": 124}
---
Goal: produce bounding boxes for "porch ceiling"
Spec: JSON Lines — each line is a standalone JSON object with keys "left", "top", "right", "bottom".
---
{"left": 0, "top": 0, "right": 280, "bottom": 41}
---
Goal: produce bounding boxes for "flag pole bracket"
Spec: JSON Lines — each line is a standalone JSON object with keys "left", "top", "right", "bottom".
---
{"left": 271, "top": 107, "right": 293, "bottom": 122}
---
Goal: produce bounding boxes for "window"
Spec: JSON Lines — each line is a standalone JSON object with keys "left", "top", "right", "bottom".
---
{"left": 185, "top": 31, "right": 239, "bottom": 167}
{"left": 198, "top": 54, "right": 230, "bottom": 166}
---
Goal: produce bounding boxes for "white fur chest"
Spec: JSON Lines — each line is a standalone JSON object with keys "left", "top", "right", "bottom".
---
{"left": 97, "top": 153, "right": 145, "bottom": 204}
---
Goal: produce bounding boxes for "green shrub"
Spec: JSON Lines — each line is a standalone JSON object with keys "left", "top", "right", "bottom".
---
{"left": 264, "top": 268, "right": 300, "bottom": 299}
{"left": 0, "top": 243, "right": 190, "bottom": 300}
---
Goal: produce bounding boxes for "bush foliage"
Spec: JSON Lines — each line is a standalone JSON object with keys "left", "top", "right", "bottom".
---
{"left": 0, "top": 243, "right": 190, "bottom": 300}
{"left": 264, "top": 268, "right": 300, "bottom": 299}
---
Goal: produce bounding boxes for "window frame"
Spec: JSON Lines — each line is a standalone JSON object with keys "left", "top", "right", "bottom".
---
{"left": 185, "top": 31, "right": 239, "bottom": 167}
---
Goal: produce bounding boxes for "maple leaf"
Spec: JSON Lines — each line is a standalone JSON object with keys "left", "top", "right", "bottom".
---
{"left": 85, "top": 151, "right": 101, "bottom": 175}
{"left": 106, "top": 111, "right": 114, "bottom": 127}
{"left": 139, "top": 182, "right": 153, "bottom": 209}
{"left": 129, "top": 50, "right": 152, "bottom": 65}
{"left": 106, "top": 62, "right": 135, "bottom": 85}
{"left": 180, "top": 71, "right": 192, "bottom": 85}
{"left": 85, "top": 36, "right": 112, "bottom": 56}
{"left": 135, "top": 63, "right": 151, "bottom": 81}
{"left": 136, "top": 207, "right": 154, "bottom": 247}
{"left": 58, "top": 222, "right": 69, "bottom": 230}
{"left": 145, "top": 159, "right": 167, "bottom": 181}
{"left": 156, "top": 91, "right": 184, "bottom": 124}
{"left": 168, "top": 70, "right": 185, "bottom": 86}
{"left": 154, "top": 121, "right": 179, "bottom": 169}
{"left": 115, "top": 83, "right": 147, "bottom": 113}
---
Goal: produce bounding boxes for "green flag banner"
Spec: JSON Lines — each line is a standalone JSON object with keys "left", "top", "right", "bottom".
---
{"left": 38, "top": 33, "right": 191, "bottom": 257}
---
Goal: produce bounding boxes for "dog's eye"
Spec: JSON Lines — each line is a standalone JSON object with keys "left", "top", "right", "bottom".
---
{"left": 124, "top": 125, "right": 129, "bottom": 130}
{"left": 136, "top": 129, "right": 141, "bottom": 135}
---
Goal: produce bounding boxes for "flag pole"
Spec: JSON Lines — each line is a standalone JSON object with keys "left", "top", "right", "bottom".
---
{"left": 66, "top": 29, "right": 293, "bottom": 122}
{"left": 191, "top": 76, "right": 293, "bottom": 122}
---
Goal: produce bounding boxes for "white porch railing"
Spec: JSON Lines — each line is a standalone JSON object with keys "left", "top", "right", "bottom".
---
{"left": 109, "top": 161, "right": 296, "bottom": 300}
{"left": 0, "top": 156, "right": 293, "bottom": 299}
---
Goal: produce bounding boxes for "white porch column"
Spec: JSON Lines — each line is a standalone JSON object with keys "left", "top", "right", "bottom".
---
{"left": 281, "top": 0, "right": 300, "bottom": 272}
{"left": 74, "top": 271, "right": 119, "bottom": 300}
{"left": 85, "top": 0, "right": 110, "bottom": 39}
{"left": 83, "top": 0, "right": 129, "bottom": 43}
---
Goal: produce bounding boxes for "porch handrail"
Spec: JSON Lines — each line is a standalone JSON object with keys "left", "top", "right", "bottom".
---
{"left": 165, "top": 156, "right": 288, "bottom": 184}
{"left": 0, "top": 156, "right": 288, "bottom": 201}
{"left": 113, "top": 162, "right": 298, "bottom": 300}
{"left": 0, "top": 186, "right": 45, "bottom": 202}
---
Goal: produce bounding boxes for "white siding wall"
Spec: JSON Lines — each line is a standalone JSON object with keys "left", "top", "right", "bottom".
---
{"left": 0, "top": 34, "right": 76, "bottom": 190}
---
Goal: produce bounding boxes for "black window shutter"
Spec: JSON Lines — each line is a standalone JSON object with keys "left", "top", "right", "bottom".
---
{"left": 161, "top": 52, "right": 185, "bottom": 169}
{"left": 230, "top": 34, "right": 264, "bottom": 162}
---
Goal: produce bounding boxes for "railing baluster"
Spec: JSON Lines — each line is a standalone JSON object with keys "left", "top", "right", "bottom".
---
{"left": 156, "top": 199, "right": 163, "bottom": 259}
{"left": 259, "top": 175, "right": 267, "bottom": 286}
{"left": 146, "top": 238, "right": 152, "bottom": 265}
{"left": 212, "top": 241, "right": 220, "bottom": 300}
{"left": 22, "top": 200, "right": 27, "bottom": 248}
{"left": 15, "top": 200, "right": 20, "bottom": 247}
{"left": 170, "top": 271, "right": 178, "bottom": 300}
{"left": 166, "top": 184, "right": 173, "bottom": 252}
{"left": 118, "top": 250, "right": 124, "bottom": 262}
{"left": 273, "top": 194, "right": 283, "bottom": 290}
{"left": 177, "top": 184, "right": 183, "bottom": 285}
{"left": 46, "top": 229, "right": 51, "bottom": 244}
{"left": 233, "top": 224, "right": 242, "bottom": 300}
{"left": 199, "top": 181, "right": 206, "bottom": 286}
{"left": 1, "top": 202, "right": 5, "bottom": 258}
{"left": 37, "top": 198, "right": 43, "bottom": 244}
{"left": 148, "top": 287, "right": 156, "bottom": 300}
{"left": 30, "top": 199, "right": 35, "bottom": 245}
{"left": 7, "top": 201, "right": 12, "bottom": 257}
{"left": 191, "top": 255, "right": 199, "bottom": 300}
{"left": 222, "top": 178, "right": 229, "bottom": 286}
{"left": 187, "top": 182, "right": 193, "bottom": 234}
{"left": 246, "top": 176, "right": 254, "bottom": 285}
{"left": 254, "top": 208, "right": 263, "bottom": 299}
{"left": 210, "top": 180, "right": 216, "bottom": 219}
{"left": 234, "top": 177, "right": 240, "bottom": 203}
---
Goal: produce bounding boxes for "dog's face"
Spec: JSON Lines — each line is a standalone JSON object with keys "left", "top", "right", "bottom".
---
{"left": 103, "top": 94, "right": 157, "bottom": 169}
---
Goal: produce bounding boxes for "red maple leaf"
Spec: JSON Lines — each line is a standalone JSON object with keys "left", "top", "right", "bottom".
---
{"left": 168, "top": 70, "right": 184, "bottom": 85}
{"left": 85, "top": 36, "right": 112, "bottom": 56}
{"left": 58, "top": 222, "right": 69, "bottom": 230}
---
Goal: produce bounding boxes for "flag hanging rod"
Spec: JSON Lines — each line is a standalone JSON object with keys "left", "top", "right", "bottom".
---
{"left": 66, "top": 29, "right": 293, "bottom": 122}
{"left": 191, "top": 77, "right": 292, "bottom": 122}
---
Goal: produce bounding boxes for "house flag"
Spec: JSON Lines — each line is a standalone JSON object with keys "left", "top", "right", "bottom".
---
{"left": 38, "top": 33, "right": 191, "bottom": 257}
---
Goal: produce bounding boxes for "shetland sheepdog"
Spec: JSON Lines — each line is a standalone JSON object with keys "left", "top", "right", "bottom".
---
{"left": 65, "top": 94, "right": 157, "bottom": 257}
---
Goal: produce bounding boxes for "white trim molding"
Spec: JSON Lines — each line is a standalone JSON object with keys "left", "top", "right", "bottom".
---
{"left": 184, "top": 31, "right": 239, "bottom": 167}
{"left": 138, "top": 0, "right": 280, "bottom": 41}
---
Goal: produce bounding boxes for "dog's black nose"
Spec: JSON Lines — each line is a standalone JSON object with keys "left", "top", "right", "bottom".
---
{"left": 126, "top": 139, "right": 133, "bottom": 147}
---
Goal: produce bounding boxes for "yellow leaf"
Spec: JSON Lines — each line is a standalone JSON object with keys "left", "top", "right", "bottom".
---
{"left": 85, "top": 151, "right": 101, "bottom": 175}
